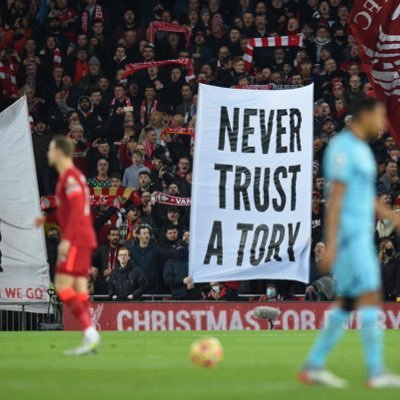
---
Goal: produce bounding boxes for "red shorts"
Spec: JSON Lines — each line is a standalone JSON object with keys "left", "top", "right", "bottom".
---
{"left": 56, "top": 246, "right": 93, "bottom": 277}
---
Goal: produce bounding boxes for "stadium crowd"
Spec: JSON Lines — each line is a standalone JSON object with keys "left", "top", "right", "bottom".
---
{"left": 1, "top": 0, "right": 400, "bottom": 301}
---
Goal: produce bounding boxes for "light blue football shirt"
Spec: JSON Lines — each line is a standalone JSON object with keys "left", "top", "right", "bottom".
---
{"left": 323, "top": 130, "right": 377, "bottom": 241}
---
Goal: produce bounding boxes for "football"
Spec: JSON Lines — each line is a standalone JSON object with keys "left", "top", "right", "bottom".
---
{"left": 190, "top": 337, "right": 224, "bottom": 368}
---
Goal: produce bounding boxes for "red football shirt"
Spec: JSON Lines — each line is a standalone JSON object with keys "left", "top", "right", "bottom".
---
{"left": 56, "top": 166, "right": 97, "bottom": 249}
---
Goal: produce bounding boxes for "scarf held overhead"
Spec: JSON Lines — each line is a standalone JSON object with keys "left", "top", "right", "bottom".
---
{"left": 161, "top": 127, "right": 195, "bottom": 138}
{"left": 41, "top": 187, "right": 137, "bottom": 210}
{"left": 110, "top": 96, "right": 131, "bottom": 108}
{"left": 232, "top": 84, "right": 302, "bottom": 90}
{"left": 151, "top": 191, "right": 191, "bottom": 207}
{"left": 41, "top": 189, "right": 191, "bottom": 210}
{"left": 122, "top": 59, "right": 195, "bottom": 82}
{"left": 243, "top": 35, "right": 304, "bottom": 72}
{"left": 148, "top": 21, "right": 191, "bottom": 47}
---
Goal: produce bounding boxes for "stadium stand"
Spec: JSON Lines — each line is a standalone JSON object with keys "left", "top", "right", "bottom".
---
{"left": 1, "top": 0, "right": 399, "bottom": 302}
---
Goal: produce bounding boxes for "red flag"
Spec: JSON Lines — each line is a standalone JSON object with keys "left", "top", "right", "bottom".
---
{"left": 243, "top": 35, "right": 303, "bottom": 72}
{"left": 349, "top": 3, "right": 400, "bottom": 143}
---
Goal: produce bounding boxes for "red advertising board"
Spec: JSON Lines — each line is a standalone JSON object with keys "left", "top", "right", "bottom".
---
{"left": 63, "top": 302, "right": 400, "bottom": 331}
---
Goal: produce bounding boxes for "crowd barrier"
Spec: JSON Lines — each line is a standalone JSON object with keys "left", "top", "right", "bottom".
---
{"left": 0, "top": 294, "right": 300, "bottom": 331}
{"left": 3, "top": 299, "right": 400, "bottom": 332}
{"left": 0, "top": 302, "right": 62, "bottom": 331}
{"left": 64, "top": 301, "right": 400, "bottom": 332}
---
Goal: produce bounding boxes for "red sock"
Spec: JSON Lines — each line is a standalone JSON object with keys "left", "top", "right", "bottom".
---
{"left": 58, "top": 288, "right": 92, "bottom": 331}
{"left": 75, "top": 292, "right": 92, "bottom": 322}
{"left": 75, "top": 291, "right": 90, "bottom": 310}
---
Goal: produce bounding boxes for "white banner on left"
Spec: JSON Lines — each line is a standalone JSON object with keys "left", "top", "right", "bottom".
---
{"left": 0, "top": 97, "right": 50, "bottom": 311}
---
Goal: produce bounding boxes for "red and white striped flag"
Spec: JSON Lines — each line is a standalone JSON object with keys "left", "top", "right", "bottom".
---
{"left": 350, "top": 3, "right": 400, "bottom": 144}
{"left": 243, "top": 35, "right": 303, "bottom": 72}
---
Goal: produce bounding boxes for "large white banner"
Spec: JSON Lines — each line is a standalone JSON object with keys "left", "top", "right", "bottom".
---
{"left": 0, "top": 97, "right": 50, "bottom": 310}
{"left": 190, "top": 84, "right": 313, "bottom": 283}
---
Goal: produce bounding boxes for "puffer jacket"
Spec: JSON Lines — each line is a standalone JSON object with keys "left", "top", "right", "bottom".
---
{"left": 107, "top": 261, "right": 148, "bottom": 300}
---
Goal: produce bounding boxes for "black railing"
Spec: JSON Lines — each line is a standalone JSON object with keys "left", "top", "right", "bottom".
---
{"left": 0, "top": 301, "right": 63, "bottom": 331}
{"left": 91, "top": 294, "right": 305, "bottom": 301}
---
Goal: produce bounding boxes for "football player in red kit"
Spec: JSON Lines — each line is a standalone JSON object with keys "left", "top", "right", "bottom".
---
{"left": 35, "top": 136, "right": 100, "bottom": 355}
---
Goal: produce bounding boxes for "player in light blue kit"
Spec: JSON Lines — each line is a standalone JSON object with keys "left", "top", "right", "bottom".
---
{"left": 299, "top": 98, "right": 400, "bottom": 388}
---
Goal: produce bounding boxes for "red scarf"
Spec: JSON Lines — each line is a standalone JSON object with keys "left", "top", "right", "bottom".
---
{"left": 148, "top": 21, "right": 191, "bottom": 47}
{"left": 40, "top": 47, "right": 62, "bottom": 70}
{"left": 232, "top": 84, "right": 273, "bottom": 90}
{"left": 81, "top": 110, "right": 92, "bottom": 118}
{"left": 29, "top": 114, "right": 35, "bottom": 132}
{"left": 108, "top": 247, "right": 118, "bottom": 271}
{"left": 53, "top": 47, "right": 62, "bottom": 68}
{"left": 122, "top": 58, "right": 195, "bottom": 82}
{"left": 140, "top": 99, "right": 158, "bottom": 126}
{"left": 41, "top": 187, "right": 139, "bottom": 210}
{"left": 74, "top": 60, "right": 89, "bottom": 84}
{"left": 151, "top": 191, "right": 191, "bottom": 207}
{"left": 110, "top": 96, "right": 131, "bottom": 108}
{"left": 334, "top": 107, "right": 348, "bottom": 120}
{"left": 57, "top": 7, "right": 77, "bottom": 23}
{"left": 126, "top": 218, "right": 142, "bottom": 241}
{"left": 41, "top": 188, "right": 191, "bottom": 210}
{"left": 243, "top": 35, "right": 303, "bottom": 72}
{"left": 161, "top": 127, "right": 195, "bottom": 138}
{"left": 142, "top": 138, "right": 156, "bottom": 158}
{"left": 0, "top": 60, "right": 18, "bottom": 98}
{"left": 81, "top": 5, "right": 103, "bottom": 34}
{"left": 25, "top": 58, "right": 37, "bottom": 88}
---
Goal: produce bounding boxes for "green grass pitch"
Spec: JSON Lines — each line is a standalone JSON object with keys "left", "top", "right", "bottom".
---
{"left": 1, "top": 330, "right": 399, "bottom": 400}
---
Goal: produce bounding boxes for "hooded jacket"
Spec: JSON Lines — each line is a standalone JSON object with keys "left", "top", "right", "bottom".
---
{"left": 77, "top": 95, "right": 103, "bottom": 141}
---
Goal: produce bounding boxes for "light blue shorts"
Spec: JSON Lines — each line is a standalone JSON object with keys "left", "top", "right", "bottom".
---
{"left": 333, "top": 235, "right": 381, "bottom": 299}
